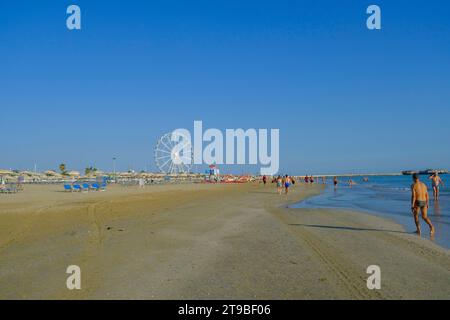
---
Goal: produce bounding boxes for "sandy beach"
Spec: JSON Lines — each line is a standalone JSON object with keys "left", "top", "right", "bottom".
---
{"left": 0, "top": 183, "right": 449, "bottom": 299}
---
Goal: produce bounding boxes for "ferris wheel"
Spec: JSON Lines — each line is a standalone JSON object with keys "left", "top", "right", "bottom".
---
{"left": 154, "top": 132, "right": 193, "bottom": 174}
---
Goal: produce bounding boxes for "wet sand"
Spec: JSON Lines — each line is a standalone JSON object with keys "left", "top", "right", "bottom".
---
{"left": 0, "top": 183, "right": 449, "bottom": 299}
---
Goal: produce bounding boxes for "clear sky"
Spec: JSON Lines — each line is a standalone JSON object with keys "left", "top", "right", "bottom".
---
{"left": 1, "top": 0, "right": 450, "bottom": 175}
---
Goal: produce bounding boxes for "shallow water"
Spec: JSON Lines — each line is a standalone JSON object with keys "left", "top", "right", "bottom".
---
{"left": 292, "top": 175, "right": 450, "bottom": 249}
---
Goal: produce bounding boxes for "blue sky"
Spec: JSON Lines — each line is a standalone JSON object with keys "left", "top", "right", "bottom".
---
{"left": 1, "top": 0, "right": 449, "bottom": 175}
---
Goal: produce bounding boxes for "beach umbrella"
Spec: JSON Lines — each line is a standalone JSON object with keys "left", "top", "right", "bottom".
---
{"left": 18, "top": 171, "right": 31, "bottom": 177}
{"left": 68, "top": 171, "right": 81, "bottom": 177}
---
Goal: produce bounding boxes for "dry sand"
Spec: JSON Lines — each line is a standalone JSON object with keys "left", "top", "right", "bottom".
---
{"left": 0, "top": 182, "right": 449, "bottom": 299}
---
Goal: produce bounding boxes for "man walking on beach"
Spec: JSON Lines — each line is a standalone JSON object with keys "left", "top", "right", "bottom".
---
{"left": 284, "top": 175, "right": 291, "bottom": 194}
{"left": 411, "top": 174, "right": 435, "bottom": 236}
{"left": 429, "top": 173, "right": 444, "bottom": 200}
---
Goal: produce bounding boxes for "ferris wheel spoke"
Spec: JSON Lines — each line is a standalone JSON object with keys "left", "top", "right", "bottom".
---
{"left": 160, "top": 140, "right": 173, "bottom": 152}
{"left": 155, "top": 155, "right": 172, "bottom": 161}
{"left": 159, "top": 157, "right": 172, "bottom": 170}
{"left": 157, "top": 149, "right": 172, "bottom": 154}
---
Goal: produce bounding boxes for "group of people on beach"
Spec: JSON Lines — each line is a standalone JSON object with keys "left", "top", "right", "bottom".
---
{"left": 261, "top": 175, "right": 296, "bottom": 195}
{"left": 298, "top": 175, "right": 356, "bottom": 188}
{"left": 303, "top": 175, "right": 327, "bottom": 184}
{"left": 272, "top": 175, "right": 295, "bottom": 195}
{"left": 262, "top": 174, "right": 331, "bottom": 195}
{"left": 262, "top": 171, "right": 445, "bottom": 237}
{"left": 262, "top": 174, "right": 354, "bottom": 195}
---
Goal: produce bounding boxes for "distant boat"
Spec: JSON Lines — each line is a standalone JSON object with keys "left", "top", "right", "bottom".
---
{"left": 401, "top": 170, "right": 418, "bottom": 175}
{"left": 402, "top": 169, "right": 448, "bottom": 175}
{"left": 420, "top": 169, "right": 449, "bottom": 175}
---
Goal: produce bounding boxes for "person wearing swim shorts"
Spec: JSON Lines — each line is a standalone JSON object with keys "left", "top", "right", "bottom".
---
{"left": 411, "top": 173, "right": 434, "bottom": 236}
{"left": 429, "top": 173, "right": 444, "bottom": 200}
{"left": 284, "top": 175, "right": 291, "bottom": 194}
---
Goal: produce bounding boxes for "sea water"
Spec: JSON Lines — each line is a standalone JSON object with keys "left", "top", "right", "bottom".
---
{"left": 292, "top": 175, "right": 450, "bottom": 249}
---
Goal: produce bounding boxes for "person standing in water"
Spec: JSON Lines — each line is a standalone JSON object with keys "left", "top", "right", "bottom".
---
{"left": 411, "top": 174, "right": 435, "bottom": 236}
{"left": 429, "top": 173, "right": 444, "bottom": 200}
{"left": 348, "top": 179, "right": 355, "bottom": 187}
{"left": 333, "top": 176, "right": 338, "bottom": 188}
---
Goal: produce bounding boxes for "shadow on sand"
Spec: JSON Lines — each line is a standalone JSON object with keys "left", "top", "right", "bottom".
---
{"left": 248, "top": 190, "right": 279, "bottom": 194}
{"left": 288, "top": 223, "right": 409, "bottom": 234}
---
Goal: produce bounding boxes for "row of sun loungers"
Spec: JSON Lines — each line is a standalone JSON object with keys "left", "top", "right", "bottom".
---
{"left": 64, "top": 182, "right": 107, "bottom": 192}
{"left": 0, "top": 185, "right": 20, "bottom": 194}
